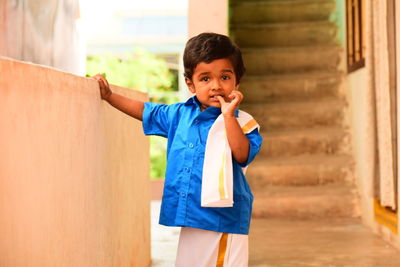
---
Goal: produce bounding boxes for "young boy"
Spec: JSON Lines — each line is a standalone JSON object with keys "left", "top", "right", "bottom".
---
{"left": 93, "top": 32, "right": 262, "bottom": 267}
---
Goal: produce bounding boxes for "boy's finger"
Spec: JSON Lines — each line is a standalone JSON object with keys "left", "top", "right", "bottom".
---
{"left": 92, "top": 74, "right": 107, "bottom": 84}
{"left": 104, "top": 78, "right": 109, "bottom": 87}
{"left": 98, "top": 80, "right": 107, "bottom": 92}
{"left": 92, "top": 73, "right": 102, "bottom": 79}
{"left": 98, "top": 74, "right": 109, "bottom": 87}
{"left": 228, "top": 92, "right": 239, "bottom": 101}
{"left": 216, "top": 95, "right": 226, "bottom": 105}
{"left": 94, "top": 76, "right": 109, "bottom": 91}
{"left": 231, "top": 91, "right": 243, "bottom": 102}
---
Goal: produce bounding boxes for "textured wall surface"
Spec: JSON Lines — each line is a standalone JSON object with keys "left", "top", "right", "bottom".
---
{"left": 0, "top": 57, "right": 151, "bottom": 267}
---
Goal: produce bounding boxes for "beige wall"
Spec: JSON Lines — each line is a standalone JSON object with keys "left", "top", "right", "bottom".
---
{"left": 346, "top": 0, "right": 400, "bottom": 249}
{"left": 396, "top": 0, "right": 400, "bottom": 236}
{"left": 188, "top": 0, "right": 228, "bottom": 37}
{"left": 346, "top": 68, "right": 376, "bottom": 228}
{"left": 346, "top": 49, "right": 400, "bottom": 250}
{"left": 0, "top": 58, "right": 151, "bottom": 266}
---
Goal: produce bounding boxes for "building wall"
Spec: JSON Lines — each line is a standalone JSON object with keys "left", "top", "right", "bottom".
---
{"left": 346, "top": 68, "right": 376, "bottom": 228}
{"left": 188, "top": 0, "right": 228, "bottom": 37}
{"left": 0, "top": 57, "right": 151, "bottom": 266}
{"left": 85, "top": 8, "right": 188, "bottom": 56}
{"left": 0, "top": 0, "right": 84, "bottom": 75}
{"left": 344, "top": 0, "right": 400, "bottom": 249}
{"left": 184, "top": 0, "right": 229, "bottom": 99}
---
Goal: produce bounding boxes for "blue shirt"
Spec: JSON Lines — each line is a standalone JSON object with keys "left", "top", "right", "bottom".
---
{"left": 142, "top": 96, "right": 263, "bottom": 234}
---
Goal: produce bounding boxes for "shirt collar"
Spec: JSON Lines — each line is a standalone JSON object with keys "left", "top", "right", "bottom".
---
{"left": 184, "top": 95, "right": 197, "bottom": 106}
{"left": 184, "top": 95, "right": 239, "bottom": 117}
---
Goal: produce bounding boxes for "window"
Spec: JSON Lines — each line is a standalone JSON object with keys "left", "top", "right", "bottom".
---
{"left": 346, "top": 0, "right": 366, "bottom": 72}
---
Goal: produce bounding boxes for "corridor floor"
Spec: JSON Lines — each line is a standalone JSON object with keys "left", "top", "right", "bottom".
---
{"left": 151, "top": 201, "right": 400, "bottom": 267}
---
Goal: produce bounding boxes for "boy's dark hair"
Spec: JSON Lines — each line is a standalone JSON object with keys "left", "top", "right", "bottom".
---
{"left": 183, "top": 32, "right": 246, "bottom": 84}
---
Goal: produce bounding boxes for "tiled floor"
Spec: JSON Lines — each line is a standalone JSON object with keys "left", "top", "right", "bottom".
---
{"left": 151, "top": 201, "right": 179, "bottom": 267}
{"left": 249, "top": 218, "right": 400, "bottom": 267}
{"left": 151, "top": 201, "right": 400, "bottom": 267}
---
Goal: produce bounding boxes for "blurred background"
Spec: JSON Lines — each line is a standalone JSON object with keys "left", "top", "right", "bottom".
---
{"left": 81, "top": 0, "right": 188, "bottom": 180}
{"left": 2, "top": 0, "right": 400, "bottom": 266}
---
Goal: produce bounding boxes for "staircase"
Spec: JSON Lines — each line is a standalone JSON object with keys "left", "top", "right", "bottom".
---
{"left": 230, "top": 0, "right": 360, "bottom": 218}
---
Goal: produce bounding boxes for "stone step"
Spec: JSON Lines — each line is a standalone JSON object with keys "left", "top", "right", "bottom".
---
{"left": 231, "top": 0, "right": 335, "bottom": 24}
{"left": 241, "top": 98, "right": 346, "bottom": 130}
{"left": 242, "top": 46, "right": 341, "bottom": 75}
{"left": 232, "top": 21, "right": 337, "bottom": 48}
{"left": 258, "top": 127, "right": 350, "bottom": 157}
{"left": 247, "top": 154, "right": 354, "bottom": 187}
{"left": 251, "top": 184, "right": 359, "bottom": 218}
{"left": 239, "top": 72, "right": 343, "bottom": 103}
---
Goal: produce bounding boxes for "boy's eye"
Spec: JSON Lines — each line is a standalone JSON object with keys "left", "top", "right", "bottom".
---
{"left": 201, "top": 77, "right": 210, "bottom": 82}
{"left": 221, "top": 75, "right": 230, "bottom": 80}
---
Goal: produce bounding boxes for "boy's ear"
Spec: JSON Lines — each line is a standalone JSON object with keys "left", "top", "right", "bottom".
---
{"left": 185, "top": 77, "right": 196, "bottom": 94}
{"left": 235, "top": 83, "right": 240, "bottom": 90}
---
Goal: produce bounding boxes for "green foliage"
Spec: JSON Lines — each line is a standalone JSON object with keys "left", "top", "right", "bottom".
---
{"left": 150, "top": 136, "right": 168, "bottom": 179}
{"left": 87, "top": 48, "right": 178, "bottom": 180}
{"left": 87, "top": 48, "right": 175, "bottom": 92}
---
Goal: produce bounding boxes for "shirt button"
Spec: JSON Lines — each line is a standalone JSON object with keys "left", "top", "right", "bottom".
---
{"left": 184, "top": 167, "right": 190, "bottom": 173}
{"left": 188, "top": 143, "right": 194, "bottom": 148}
{"left": 181, "top": 193, "right": 186, "bottom": 197}
{"left": 193, "top": 119, "right": 199, "bottom": 124}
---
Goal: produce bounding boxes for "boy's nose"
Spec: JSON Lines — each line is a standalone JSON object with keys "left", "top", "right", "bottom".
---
{"left": 211, "top": 79, "right": 222, "bottom": 90}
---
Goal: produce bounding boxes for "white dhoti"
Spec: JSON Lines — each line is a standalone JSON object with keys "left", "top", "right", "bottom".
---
{"left": 175, "top": 227, "right": 248, "bottom": 267}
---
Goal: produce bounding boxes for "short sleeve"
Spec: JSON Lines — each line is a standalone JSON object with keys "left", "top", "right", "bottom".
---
{"left": 142, "top": 102, "right": 177, "bottom": 137}
{"left": 238, "top": 128, "right": 263, "bottom": 167}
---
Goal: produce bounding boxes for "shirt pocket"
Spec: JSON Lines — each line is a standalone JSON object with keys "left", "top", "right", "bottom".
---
{"left": 239, "top": 198, "right": 252, "bottom": 231}
{"left": 217, "top": 200, "right": 244, "bottom": 232}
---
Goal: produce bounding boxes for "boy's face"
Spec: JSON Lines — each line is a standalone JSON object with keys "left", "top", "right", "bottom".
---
{"left": 185, "top": 58, "right": 239, "bottom": 111}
